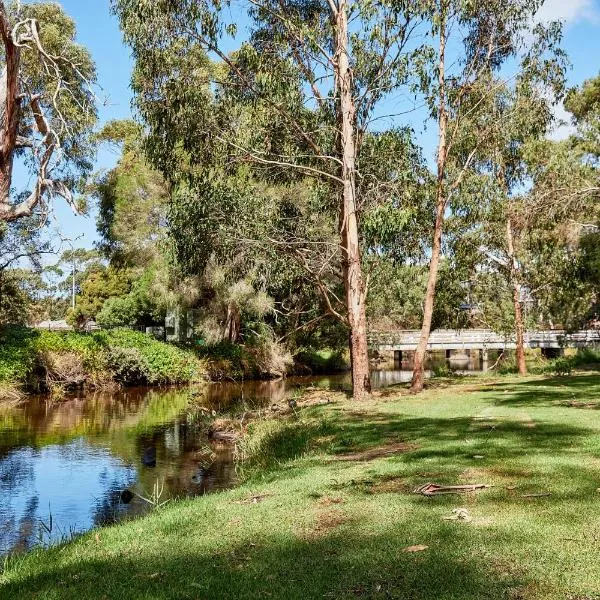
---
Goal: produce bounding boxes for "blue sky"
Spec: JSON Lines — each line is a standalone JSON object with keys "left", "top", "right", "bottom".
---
{"left": 43, "top": 0, "right": 600, "bottom": 250}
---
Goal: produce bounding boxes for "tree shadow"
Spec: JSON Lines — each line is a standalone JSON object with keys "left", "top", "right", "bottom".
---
{"left": 3, "top": 519, "right": 534, "bottom": 599}
{"left": 239, "top": 403, "right": 595, "bottom": 496}
{"left": 481, "top": 374, "right": 600, "bottom": 407}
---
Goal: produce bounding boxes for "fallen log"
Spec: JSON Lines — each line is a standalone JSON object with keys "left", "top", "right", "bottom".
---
{"left": 208, "top": 430, "right": 239, "bottom": 442}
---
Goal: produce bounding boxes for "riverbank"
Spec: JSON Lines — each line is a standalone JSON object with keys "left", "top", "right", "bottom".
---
{"left": 0, "top": 327, "right": 205, "bottom": 398}
{"left": 3, "top": 372, "right": 600, "bottom": 599}
{"left": 0, "top": 326, "right": 349, "bottom": 400}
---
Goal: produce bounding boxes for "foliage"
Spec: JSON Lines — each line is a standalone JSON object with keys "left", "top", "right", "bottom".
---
{"left": 197, "top": 337, "right": 293, "bottom": 380}
{"left": 70, "top": 266, "right": 132, "bottom": 325}
{"left": 0, "top": 326, "right": 205, "bottom": 390}
{"left": 93, "top": 119, "right": 169, "bottom": 267}
{"left": 0, "top": 1, "right": 98, "bottom": 220}
{"left": 541, "top": 348, "right": 600, "bottom": 377}
{"left": 95, "top": 268, "right": 163, "bottom": 328}
{"left": 294, "top": 348, "right": 348, "bottom": 375}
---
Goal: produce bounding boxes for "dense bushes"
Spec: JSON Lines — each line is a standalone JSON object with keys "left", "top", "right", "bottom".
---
{"left": 542, "top": 348, "right": 600, "bottom": 376}
{"left": 496, "top": 347, "right": 600, "bottom": 376}
{"left": 0, "top": 326, "right": 205, "bottom": 396}
{"left": 197, "top": 338, "right": 293, "bottom": 380}
{"left": 293, "top": 348, "right": 348, "bottom": 374}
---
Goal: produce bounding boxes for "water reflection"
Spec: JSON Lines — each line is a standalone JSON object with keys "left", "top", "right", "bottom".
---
{"left": 0, "top": 352, "right": 490, "bottom": 555}
{"left": 0, "top": 388, "right": 235, "bottom": 555}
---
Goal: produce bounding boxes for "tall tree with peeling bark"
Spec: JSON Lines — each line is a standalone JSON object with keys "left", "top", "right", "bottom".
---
{"left": 113, "top": 0, "right": 423, "bottom": 400}
{"left": 0, "top": 1, "right": 97, "bottom": 222}
{"left": 410, "top": 0, "right": 564, "bottom": 392}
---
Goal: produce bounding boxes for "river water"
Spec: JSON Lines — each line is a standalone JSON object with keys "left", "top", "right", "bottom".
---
{"left": 0, "top": 353, "right": 490, "bottom": 555}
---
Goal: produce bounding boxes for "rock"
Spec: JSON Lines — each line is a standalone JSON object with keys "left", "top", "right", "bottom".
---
{"left": 120, "top": 489, "right": 134, "bottom": 504}
{"left": 142, "top": 447, "right": 156, "bottom": 467}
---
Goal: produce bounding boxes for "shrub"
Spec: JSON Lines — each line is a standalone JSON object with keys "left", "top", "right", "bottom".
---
{"left": 0, "top": 326, "right": 205, "bottom": 392}
{"left": 105, "top": 346, "right": 148, "bottom": 384}
{"left": 248, "top": 338, "right": 293, "bottom": 379}
{"left": 551, "top": 357, "right": 573, "bottom": 376}
{"left": 294, "top": 348, "right": 348, "bottom": 374}
{"left": 101, "top": 329, "right": 205, "bottom": 384}
{"left": 197, "top": 341, "right": 251, "bottom": 380}
{"left": 0, "top": 381, "right": 25, "bottom": 403}
{"left": 432, "top": 363, "right": 454, "bottom": 378}
{"left": 42, "top": 351, "right": 88, "bottom": 389}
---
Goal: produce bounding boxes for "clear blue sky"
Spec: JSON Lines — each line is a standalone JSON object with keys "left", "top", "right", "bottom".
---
{"left": 50, "top": 0, "right": 600, "bottom": 250}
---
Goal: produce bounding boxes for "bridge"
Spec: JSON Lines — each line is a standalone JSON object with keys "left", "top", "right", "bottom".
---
{"left": 368, "top": 329, "right": 600, "bottom": 359}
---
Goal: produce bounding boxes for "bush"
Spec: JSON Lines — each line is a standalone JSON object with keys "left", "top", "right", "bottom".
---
{"left": 550, "top": 357, "right": 573, "bottom": 376}
{"left": 294, "top": 348, "right": 348, "bottom": 374}
{"left": 100, "top": 329, "right": 205, "bottom": 384}
{"left": 432, "top": 363, "right": 454, "bottom": 378}
{"left": 0, "top": 326, "right": 205, "bottom": 394}
{"left": 105, "top": 346, "right": 148, "bottom": 384}
{"left": 43, "top": 351, "right": 88, "bottom": 390}
{"left": 540, "top": 349, "right": 600, "bottom": 377}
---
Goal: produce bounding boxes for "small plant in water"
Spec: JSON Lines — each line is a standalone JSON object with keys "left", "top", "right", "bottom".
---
{"left": 135, "top": 479, "right": 170, "bottom": 508}
{"left": 37, "top": 505, "right": 80, "bottom": 548}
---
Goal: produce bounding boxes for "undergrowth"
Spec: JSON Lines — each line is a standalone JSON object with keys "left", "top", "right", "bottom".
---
{"left": 0, "top": 326, "right": 205, "bottom": 398}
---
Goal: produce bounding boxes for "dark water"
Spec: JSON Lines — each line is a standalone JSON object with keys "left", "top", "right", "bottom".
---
{"left": 0, "top": 352, "right": 489, "bottom": 555}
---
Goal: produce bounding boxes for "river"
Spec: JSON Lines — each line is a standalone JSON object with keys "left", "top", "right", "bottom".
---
{"left": 0, "top": 352, "right": 491, "bottom": 555}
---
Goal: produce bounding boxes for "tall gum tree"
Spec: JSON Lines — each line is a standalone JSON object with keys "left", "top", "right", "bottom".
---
{"left": 475, "top": 24, "right": 568, "bottom": 376}
{"left": 0, "top": 1, "right": 97, "bottom": 222}
{"left": 410, "top": 0, "right": 565, "bottom": 392}
{"left": 113, "top": 0, "right": 424, "bottom": 399}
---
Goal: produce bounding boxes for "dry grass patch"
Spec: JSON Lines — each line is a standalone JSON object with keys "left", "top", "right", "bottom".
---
{"left": 333, "top": 440, "right": 418, "bottom": 462}
{"left": 317, "top": 496, "right": 346, "bottom": 506}
{"left": 302, "top": 509, "right": 350, "bottom": 539}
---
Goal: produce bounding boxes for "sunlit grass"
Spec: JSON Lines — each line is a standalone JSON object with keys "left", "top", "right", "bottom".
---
{"left": 3, "top": 373, "right": 600, "bottom": 599}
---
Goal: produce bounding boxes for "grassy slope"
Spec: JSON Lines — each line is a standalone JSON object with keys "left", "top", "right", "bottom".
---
{"left": 3, "top": 374, "right": 600, "bottom": 599}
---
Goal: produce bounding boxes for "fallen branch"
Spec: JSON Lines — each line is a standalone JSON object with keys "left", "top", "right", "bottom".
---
{"left": 521, "top": 493, "right": 551, "bottom": 498}
{"left": 414, "top": 483, "right": 491, "bottom": 496}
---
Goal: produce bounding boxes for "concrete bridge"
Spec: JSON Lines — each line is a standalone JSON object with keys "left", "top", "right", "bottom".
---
{"left": 368, "top": 329, "right": 600, "bottom": 360}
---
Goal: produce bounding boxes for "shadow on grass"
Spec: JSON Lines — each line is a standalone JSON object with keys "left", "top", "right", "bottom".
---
{"left": 2, "top": 520, "right": 533, "bottom": 600}
{"left": 482, "top": 373, "right": 600, "bottom": 407}
{"left": 240, "top": 401, "right": 595, "bottom": 491}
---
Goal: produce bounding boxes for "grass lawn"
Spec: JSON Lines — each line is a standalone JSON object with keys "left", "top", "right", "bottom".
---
{"left": 3, "top": 373, "right": 600, "bottom": 599}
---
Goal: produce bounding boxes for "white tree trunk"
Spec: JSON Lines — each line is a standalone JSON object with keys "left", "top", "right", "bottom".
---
{"left": 334, "top": 0, "right": 371, "bottom": 399}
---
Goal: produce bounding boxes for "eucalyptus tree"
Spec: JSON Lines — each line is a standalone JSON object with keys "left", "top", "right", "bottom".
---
{"left": 93, "top": 120, "right": 169, "bottom": 268}
{"left": 0, "top": 1, "right": 97, "bottom": 222}
{"left": 457, "top": 27, "right": 568, "bottom": 375}
{"left": 113, "top": 0, "right": 424, "bottom": 399}
{"left": 410, "top": 0, "right": 567, "bottom": 391}
{"left": 508, "top": 76, "right": 600, "bottom": 333}
{"left": 565, "top": 74, "right": 600, "bottom": 160}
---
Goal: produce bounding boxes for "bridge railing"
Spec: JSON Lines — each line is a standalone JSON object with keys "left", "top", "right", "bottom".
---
{"left": 367, "top": 329, "right": 600, "bottom": 350}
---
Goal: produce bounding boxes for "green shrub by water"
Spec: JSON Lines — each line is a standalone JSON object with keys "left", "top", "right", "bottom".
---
{"left": 496, "top": 347, "right": 600, "bottom": 376}
{"left": 0, "top": 326, "right": 205, "bottom": 393}
{"left": 294, "top": 348, "right": 348, "bottom": 374}
{"left": 542, "top": 348, "right": 600, "bottom": 376}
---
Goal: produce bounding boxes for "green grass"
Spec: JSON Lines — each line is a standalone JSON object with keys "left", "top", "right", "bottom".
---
{"left": 3, "top": 374, "right": 600, "bottom": 599}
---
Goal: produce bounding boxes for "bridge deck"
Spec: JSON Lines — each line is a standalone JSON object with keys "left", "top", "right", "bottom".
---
{"left": 368, "top": 329, "right": 600, "bottom": 352}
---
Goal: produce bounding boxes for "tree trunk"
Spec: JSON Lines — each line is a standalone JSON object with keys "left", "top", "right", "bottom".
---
{"left": 223, "top": 300, "right": 241, "bottom": 343}
{"left": 335, "top": 0, "right": 370, "bottom": 400}
{"left": 411, "top": 202, "right": 445, "bottom": 393}
{"left": 506, "top": 216, "right": 527, "bottom": 375}
{"left": 411, "top": 9, "right": 447, "bottom": 394}
{"left": 0, "top": 7, "right": 21, "bottom": 205}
